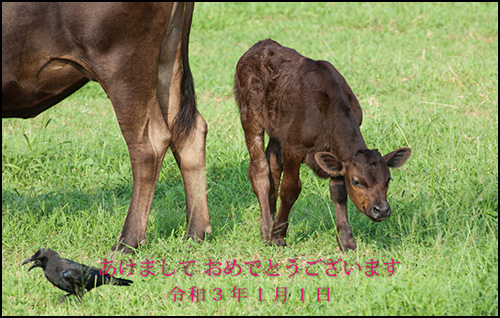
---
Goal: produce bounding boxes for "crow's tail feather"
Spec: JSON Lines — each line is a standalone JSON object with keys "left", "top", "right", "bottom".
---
{"left": 113, "top": 277, "right": 133, "bottom": 286}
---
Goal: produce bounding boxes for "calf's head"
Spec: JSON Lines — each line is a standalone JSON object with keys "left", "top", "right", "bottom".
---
{"left": 315, "top": 148, "right": 411, "bottom": 221}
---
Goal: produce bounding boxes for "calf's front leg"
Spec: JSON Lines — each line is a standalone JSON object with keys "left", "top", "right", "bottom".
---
{"left": 330, "top": 177, "right": 356, "bottom": 251}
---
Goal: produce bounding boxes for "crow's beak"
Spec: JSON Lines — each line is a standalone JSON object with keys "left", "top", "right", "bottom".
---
{"left": 22, "top": 256, "right": 38, "bottom": 271}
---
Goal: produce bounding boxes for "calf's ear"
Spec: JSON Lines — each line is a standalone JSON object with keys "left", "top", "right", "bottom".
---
{"left": 384, "top": 147, "right": 411, "bottom": 168}
{"left": 314, "top": 152, "right": 344, "bottom": 177}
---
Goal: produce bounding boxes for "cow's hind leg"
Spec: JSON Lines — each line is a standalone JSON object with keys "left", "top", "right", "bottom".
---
{"left": 110, "top": 93, "right": 171, "bottom": 254}
{"left": 161, "top": 74, "right": 211, "bottom": 243}
{"left": 158, "top": 3, "right": 211, "bottom": 242}
{"left": 170, "top": 113, "right": 211, "bottom": 241}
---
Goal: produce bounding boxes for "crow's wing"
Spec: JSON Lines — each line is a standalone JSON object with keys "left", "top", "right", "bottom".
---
{"left": 61, "top": 259, "right": 132, "bottom": 291}
{"left": 60, "top": 266, "right": 88, "bottom": 297}
{"left": 85, "top": 266, "right": 134, "bottom": 287}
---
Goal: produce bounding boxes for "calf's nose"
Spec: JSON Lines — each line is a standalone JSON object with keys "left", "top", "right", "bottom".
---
{"left": 373, "top": 204, "right": 391, "bottom": 218}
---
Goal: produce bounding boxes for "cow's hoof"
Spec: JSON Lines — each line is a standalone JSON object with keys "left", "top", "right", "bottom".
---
{"left": 188, "top": 224, "right": 212, "bottom": 242}
{"left": 261, "top": 232, "right": 272, "bottom": 243}
{"left": 110, "top": 241, "right": 137, "bottom": 256}
{"left": 270, "top": 237, "right": 287, "bottom": 247}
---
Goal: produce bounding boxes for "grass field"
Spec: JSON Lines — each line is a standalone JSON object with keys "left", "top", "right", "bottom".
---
{"left": 2, "top": 2, "right": 498, "bottom": 315}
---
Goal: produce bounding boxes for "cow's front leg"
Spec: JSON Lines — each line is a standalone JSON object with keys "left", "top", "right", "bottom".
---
{"left": 171, "top": 111, "right": 211, "bottom": 241}
{"left": 111, "top": 102, "right": 171, "bottom": 255}
{"left": 271, "top": 151, "right": 302, "bottom": 247}
{"left": 330, "top": 177, "right": 356, "bottom": 251}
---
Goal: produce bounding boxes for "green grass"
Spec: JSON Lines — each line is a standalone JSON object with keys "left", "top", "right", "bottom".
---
{"left": 2, "top": 2, "right": 497, "bottom": 315}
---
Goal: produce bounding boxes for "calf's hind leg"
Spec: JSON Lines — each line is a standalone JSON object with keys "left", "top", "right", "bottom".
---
{"left": 271, "top": 151, "right": 302, "bottom": 247}
{"left": 242, "top": 123, "right": 273, "bottom": 242}
{"left": 265, "top": 138, "right": 283, "bottom": 217}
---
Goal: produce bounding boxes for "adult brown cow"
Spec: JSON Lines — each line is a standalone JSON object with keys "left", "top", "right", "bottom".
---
{"left": 2, "top": 2, "right": 211, "bottom": 254}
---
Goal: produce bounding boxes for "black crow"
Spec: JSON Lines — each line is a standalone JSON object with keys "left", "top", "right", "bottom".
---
{"left": 22, "top": 248, "right": 133, "bottom": 304}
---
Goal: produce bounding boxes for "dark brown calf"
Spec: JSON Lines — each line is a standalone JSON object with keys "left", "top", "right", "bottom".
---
{"left": 2, "top": 3, "right": 211, "bottom": 254}
{"left": 234, "top": 39, "right": 411, "bottom": 251}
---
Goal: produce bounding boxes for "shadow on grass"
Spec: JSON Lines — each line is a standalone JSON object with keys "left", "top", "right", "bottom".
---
{"left": 1, "top": 157, "right": 257, "bottom": 247}
{"left": 8, "top": 154, "right": 491, "bottom": 254}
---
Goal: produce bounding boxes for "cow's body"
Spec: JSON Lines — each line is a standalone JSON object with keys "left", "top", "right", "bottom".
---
{"left": 2, "top": 2, "right": 211, "bottom": 254}
{"left": 234, "top": 39, "right": 411, "bottom": 250}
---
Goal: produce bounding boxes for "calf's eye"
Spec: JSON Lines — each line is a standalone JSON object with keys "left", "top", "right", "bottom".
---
{"left": 351, "top": 178, "right": 362, "bottom": 188}
{"left": 386, "top": 178, "right": 392, "bottom": 187}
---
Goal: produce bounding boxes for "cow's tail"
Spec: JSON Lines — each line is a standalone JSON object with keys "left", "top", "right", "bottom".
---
{"left": 172, "top": 2, "right": 197, "bottom": 145}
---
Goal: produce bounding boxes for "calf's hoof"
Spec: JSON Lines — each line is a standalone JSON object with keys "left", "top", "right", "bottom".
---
{"left": 338, "top": 239, "right": 357, "bottom": 252}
